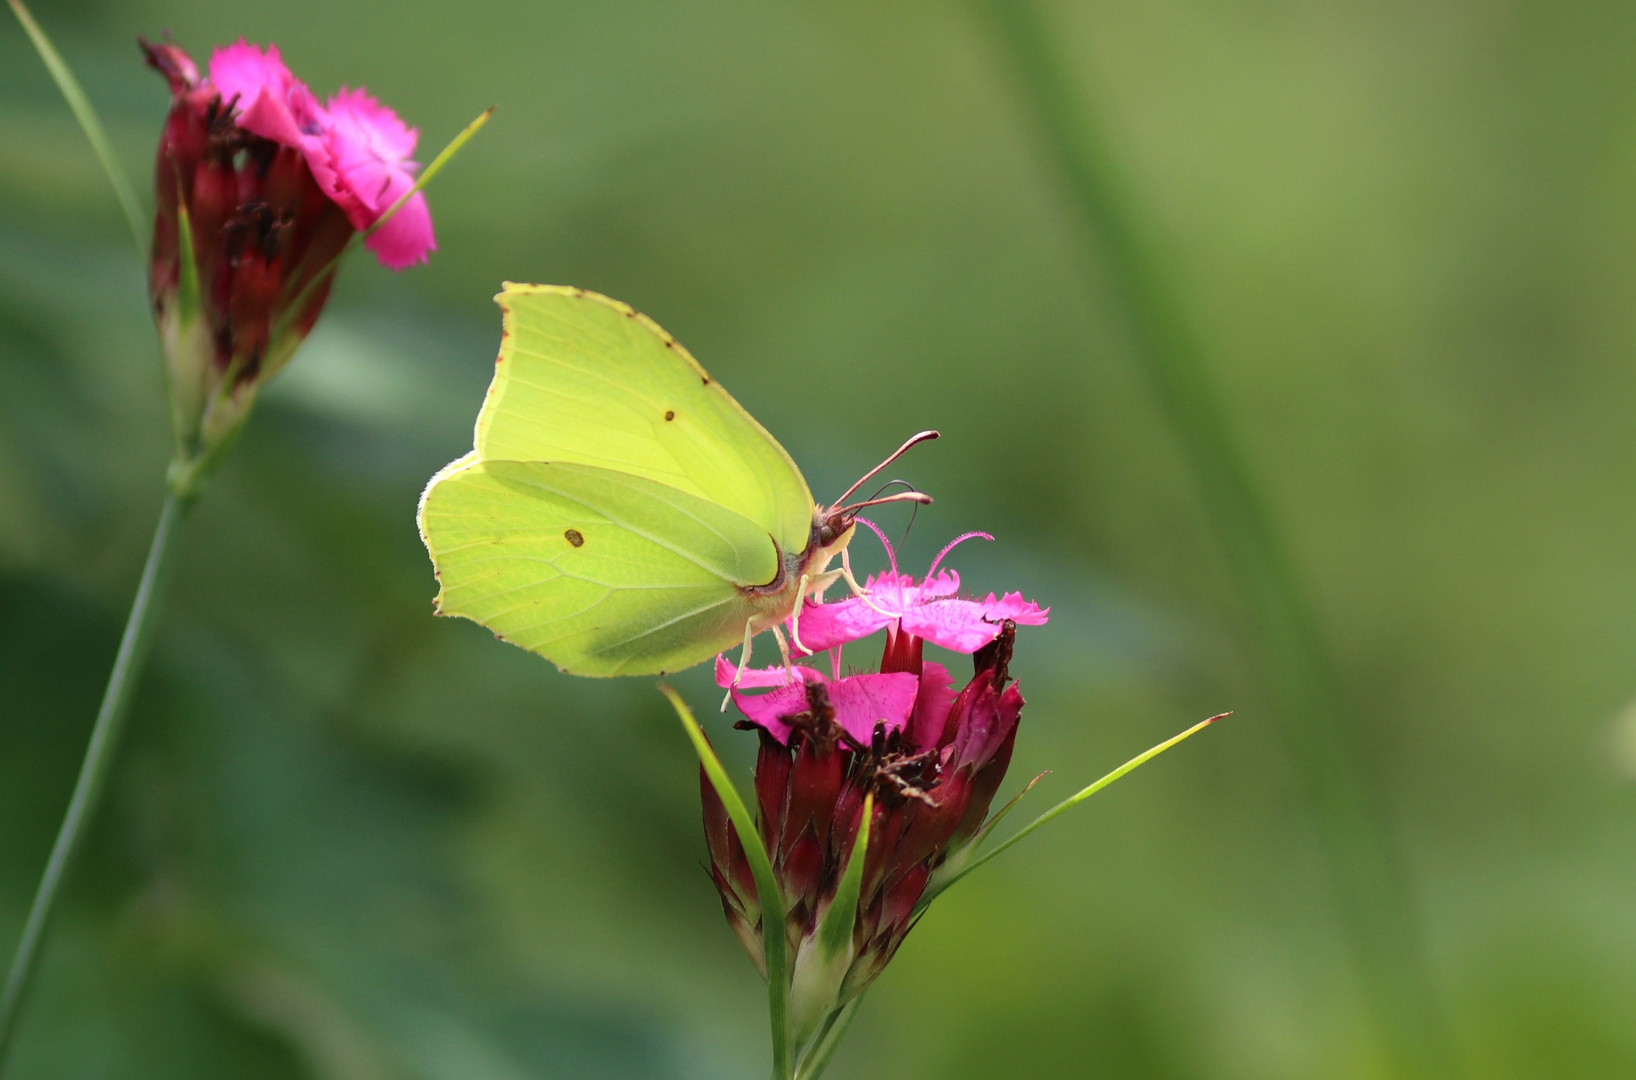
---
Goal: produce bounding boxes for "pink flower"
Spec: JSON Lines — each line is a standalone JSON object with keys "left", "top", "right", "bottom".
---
{"left": 206, "top": 41, "right": 435, "bottom": 269}
{"left": 145, "top": 37, "right": 438, "bottom": 467}
{"left": 790, "top": 527, "right": 1049, "bottom": 656}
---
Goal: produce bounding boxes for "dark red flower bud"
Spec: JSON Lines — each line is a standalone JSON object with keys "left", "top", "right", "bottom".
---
{"left": 140, "top": 38, "right": 371, "bottom": 490}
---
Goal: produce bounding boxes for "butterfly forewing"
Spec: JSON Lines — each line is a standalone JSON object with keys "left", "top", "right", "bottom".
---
{"left": 476, "top": 284, "right": 814, "bottom": 556}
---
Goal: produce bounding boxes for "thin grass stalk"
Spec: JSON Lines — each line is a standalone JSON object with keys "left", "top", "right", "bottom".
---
{"left": 6, "top": 0, "right": 146, "bottom": 254}
{"left": 974, "top": 2, "right": 1459, "bottom": 1075}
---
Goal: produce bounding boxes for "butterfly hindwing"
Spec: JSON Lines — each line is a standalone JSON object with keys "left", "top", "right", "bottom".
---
{"left": 419, "top": 456, "right": 778, "bottom": 676}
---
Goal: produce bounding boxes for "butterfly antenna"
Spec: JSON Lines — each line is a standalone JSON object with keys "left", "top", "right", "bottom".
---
{"left": 833, "top": 490, "right": 933, "bottom": 518}
{"left": 830, "top": 430, "right": 939, "bottom": 509}
{"left": 858, "top": 478, "right": 926, "bottom": 550}
{"left": 898, "top": 492, "right": 923, "bottom": 551}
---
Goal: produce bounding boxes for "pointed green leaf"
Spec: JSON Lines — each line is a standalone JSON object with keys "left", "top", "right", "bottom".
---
{"left": 789, "top": 794, "right": 870, "bottom": 1050}
{"left": 920, "top": 713, "right": 1227, "bottom": 909}
{"left": 660, "top": 685, "right": 793, "bottom": 1080}
{"left": 364, "top": 105, "right": 493, "bottom": 242}
{"left": 967, "top": 769, "right": 1049, "bottom": 852}
{"left": 175, "top": 202, "right": 200, "bottom": 325}
{"left": 816, "top": 793, "right": 870, "bottom": 960}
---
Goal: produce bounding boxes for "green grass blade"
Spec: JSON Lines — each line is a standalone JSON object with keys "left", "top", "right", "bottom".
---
{"left": 787, "top": 793, "right": 870, "bottom": 1049}
{"left": 660, "top": 685, "right": 793, "bottom": 1080}
{"left": 965, "top": 769, "right": 1048, "bottom": 853}
{"left": 174, "top": 202, "right": 200, "bottom": 325}
{"left": 7, "top": 0, "right": 146, "bottom": 254}
{"left": 922, "top": 713, "right": 1227, "bottom": 907}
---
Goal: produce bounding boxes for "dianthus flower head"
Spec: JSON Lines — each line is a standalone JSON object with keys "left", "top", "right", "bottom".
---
{"left": 702, "top": 532, "right": 1045, "bottom": 1043}
{"left": 143, "top": 37, "right": 435, "bottom": 489}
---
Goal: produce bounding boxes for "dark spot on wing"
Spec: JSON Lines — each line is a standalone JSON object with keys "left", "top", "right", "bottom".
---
{"left": 701, "top": 375, "right": 710, "bottom": 385}
{"left": 664, "top": 410, "right": 675, "bottom": 421}
{"left": 564, "top": 528, "right": 585, "bottom": 548}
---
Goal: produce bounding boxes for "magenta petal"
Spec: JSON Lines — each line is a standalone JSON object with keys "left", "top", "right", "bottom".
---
{"left": 365, "top": 190, "right": 435, "bottom": 268}
{"left": 320, "top": 87, "right": 435, "bottom": 265}
{"left": 825, "top": 673, "right": 920, "bottom": 744}
{"left": 721, "top": 661, "right": 917, "bottom": 746}
{"left": 209, "top": 41, "right": 325, "bottom": 151}
{"left": 789, "top": 596, "right": 894, "bottom": 655}
{"left": 714, "top": 655, "right": 823, "bottom": 689}
{"left": 729, "top": 681, "right": 813, "bottom": 745}
{"left": 327, "top": 87, "right": 417, "bottom": 159}
{"left": 917, "top": 569, "right": 961, "bottom": 600}
{"left": 898, "top": 600, "right": 1006, "bottom": 652}
{"left": 209, "top": 40, "right": 293, "bottom": 108}
{"left": 907, "top": 662, "right": 955, "bottom": 752}
{"left": 899, "top": 594, "right": 1051, "bottom": 653}
{"left": 983, "top": 591, "right": 1052, "bottom": 626}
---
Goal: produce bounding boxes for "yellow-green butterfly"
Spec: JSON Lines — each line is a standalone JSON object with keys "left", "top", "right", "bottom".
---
{"left": 417, "top": 283, "right": 936, "bottom": 677}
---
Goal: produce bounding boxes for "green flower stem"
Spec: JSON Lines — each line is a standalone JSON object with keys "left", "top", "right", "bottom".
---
{"left": 6, "top": 0, "right": 146, "bottom": 255}
{"left": 976, "top": 3, "right": 1458, "bottom": 1076}
{"left": 0, "top": 491, "right": 189, "bottom": 1071}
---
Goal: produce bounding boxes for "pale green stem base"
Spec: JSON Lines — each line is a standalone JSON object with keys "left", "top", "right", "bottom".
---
{"left": 794, "top": 996, "right": 864, "bottom": 1080}
{"left": 0, "top": 491, "right": 189, "bottom": 1071}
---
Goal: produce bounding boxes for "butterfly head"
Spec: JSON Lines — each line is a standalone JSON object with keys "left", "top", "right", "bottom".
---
{"left": 802, "top": 429, "right": 939, "bottom": 576}
{"left": 813, "top": 514, "right": 856, "bottom": 553}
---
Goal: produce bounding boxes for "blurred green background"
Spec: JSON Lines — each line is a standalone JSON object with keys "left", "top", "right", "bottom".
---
{"left": 4, "top": 0, "right": 1636, "bottom": 1076}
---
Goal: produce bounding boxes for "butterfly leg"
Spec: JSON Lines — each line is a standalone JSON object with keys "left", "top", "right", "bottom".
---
{"left": 720, "top": 618, "right": 757, "bottom": 711}
{"left": 770, "top": 623, "right": 795, "bottom": 676}
{"left": 837, "top": 549, "right": 897, "bottom": 617}
{"left": 789, "top": 574, "right": 812, "bottom": 658}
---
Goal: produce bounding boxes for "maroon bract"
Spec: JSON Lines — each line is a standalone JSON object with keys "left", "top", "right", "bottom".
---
{"left": 144, "top": 38, "right": 434, "bottom": 477}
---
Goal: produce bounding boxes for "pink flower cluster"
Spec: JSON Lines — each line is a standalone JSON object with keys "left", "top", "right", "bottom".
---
{"left": 208, "top": 41, "right": 434, "bottom": 269}
{"left": 702, "top": 530, "right": 1047, "bottom": 1014}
